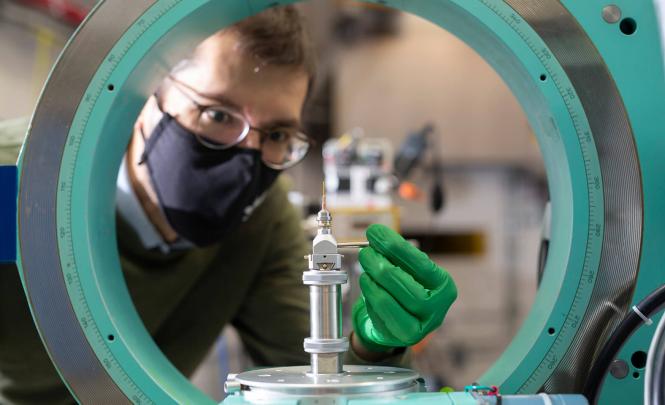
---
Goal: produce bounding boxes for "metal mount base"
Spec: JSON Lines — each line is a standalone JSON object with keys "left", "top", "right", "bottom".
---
{"left": 225, "top": 365, "right": 422, "bottom": 402}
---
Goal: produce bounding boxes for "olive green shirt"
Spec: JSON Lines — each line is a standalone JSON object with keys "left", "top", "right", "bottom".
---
{"left": 0, "top": 120, "right": 405, "bottom": 404}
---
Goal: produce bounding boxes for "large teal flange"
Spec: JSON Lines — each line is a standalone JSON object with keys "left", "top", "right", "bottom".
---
{"left": 15, "top": 0, "right": 662, "bottom": 404}
{"left": 562, "top": 1, "right": 665, "bottom": 404}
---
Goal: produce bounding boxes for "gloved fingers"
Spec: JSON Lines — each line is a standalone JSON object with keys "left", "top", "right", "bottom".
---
{"left": 359, "top": 273, "right": 422, "bottom": 345}
{"left": 418, "top": 277, "right": 458, "bottom": 331}
{"left": 359, "top": 247, "right": 431, "bottom": 319}
{"left": 422, "top": 276, "right": 458, "bottom": 328}
{"left": 352, "top": 299, "right": 399, "bottom": 348}
{"left": 366, "top": 224, "right": 448, "bottom": 290}
{"left": 364, "top": 299, "right": 402, "bottom": 347}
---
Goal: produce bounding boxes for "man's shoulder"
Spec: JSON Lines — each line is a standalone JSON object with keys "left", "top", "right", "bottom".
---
{"left": 260, "top": 175, "right": 295, "bottom": 211}
{"left": 245, "top": 174, "right": 300, "bottom": 229}
{"left": 0, "top": 117, "right": 30, "bottom": 165}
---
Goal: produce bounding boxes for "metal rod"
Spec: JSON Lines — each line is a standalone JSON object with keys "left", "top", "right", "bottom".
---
{"left": 336, "top": 242, "right": 370, "bottom": 249}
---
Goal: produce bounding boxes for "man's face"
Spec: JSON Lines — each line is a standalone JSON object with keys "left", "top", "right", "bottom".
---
{"left": 153, "top": 31, "right": 310, "bottom": 153}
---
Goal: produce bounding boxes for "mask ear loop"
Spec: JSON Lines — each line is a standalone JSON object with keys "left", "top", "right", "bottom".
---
{"left": 138, "top": 91, "right": 166, "bottom": 165}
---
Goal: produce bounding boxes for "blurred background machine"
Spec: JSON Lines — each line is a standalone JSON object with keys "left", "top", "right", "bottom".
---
{"left": 322, "top": 128, "right": 398, "bottom": 242}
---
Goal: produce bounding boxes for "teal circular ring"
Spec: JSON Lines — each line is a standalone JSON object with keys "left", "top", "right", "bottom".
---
{"left": 17, "top": 0, "right": 653, "bottom": 403}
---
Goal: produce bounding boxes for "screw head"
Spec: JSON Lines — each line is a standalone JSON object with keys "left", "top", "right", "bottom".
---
{"left": 602, "top": 5, "right": 621, "bottom": 24}
{"left": 609, "top": 359, "right": 629, "bottom": 379}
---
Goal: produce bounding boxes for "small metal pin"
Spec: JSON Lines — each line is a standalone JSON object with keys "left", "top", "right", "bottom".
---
{"left": 322, "top": 181, "right": 327, "bottom": 211}
{"left": 337, "top": 242, "right": 370, "bottom": 249}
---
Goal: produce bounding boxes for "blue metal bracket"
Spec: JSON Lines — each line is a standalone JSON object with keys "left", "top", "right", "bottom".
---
{"left": 0, "top": 165, "right": 17, "bottom": 263}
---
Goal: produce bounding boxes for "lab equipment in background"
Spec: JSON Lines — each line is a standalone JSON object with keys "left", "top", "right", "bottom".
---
{"left": 11, "top": 0, "right": 93, "bottom": 26}
{"left": 332, "top": 0, "right": 401, "bottom": 45}
{"left": 322, "top": 127, "right": 399, "bottom": 243}
{"left": 394, "top": 123, "right": 447, "bottom": 213}
{"left": 323, "top": 127, "right": 394, "bottom": 209}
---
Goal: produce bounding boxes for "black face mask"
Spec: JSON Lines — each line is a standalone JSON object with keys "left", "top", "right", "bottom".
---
{"left": 140, "top": 113, "right": 280, "bottom": 247}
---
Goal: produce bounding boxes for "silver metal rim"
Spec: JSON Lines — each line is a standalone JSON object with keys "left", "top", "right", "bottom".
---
{"left": 18, "top": 1, "right": 155, "bottom": 403}
{"left": 302, "top": 270, "right": 348, "bottom": 285}
{"left": 304, "top": 337, "right": 349, "bottom": 353}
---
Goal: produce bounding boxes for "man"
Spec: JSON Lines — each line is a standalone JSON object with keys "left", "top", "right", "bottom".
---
{"left": 0, "top": 6, "right": 457, "bottom": 404}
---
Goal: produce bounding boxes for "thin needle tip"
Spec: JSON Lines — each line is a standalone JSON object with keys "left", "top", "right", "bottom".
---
{"left": 322, "top": 181, "right": 327, "bottom": 210}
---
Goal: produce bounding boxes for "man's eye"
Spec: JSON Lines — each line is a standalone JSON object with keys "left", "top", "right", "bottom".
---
{"left": 205, "top": 110, "right": 232, "bottom": 124}
{"left": 268, "top": 130, "right": 291, "bottom": 143}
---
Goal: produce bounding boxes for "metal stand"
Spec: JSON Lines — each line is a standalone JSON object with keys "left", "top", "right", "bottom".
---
{"left": 302, "top": 200, "right": 348, "bottom": 375}
{"left": 224, "top": 187, "right": 422, "bottom": 402}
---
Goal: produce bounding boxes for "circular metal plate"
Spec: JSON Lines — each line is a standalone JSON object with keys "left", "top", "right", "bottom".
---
{"left": 235, "top": 365, "right": 420, "bottom": 396}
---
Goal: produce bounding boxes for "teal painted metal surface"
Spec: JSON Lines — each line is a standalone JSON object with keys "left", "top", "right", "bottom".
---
{"left": 557, "top": 2, "right": 665, "bottom": 404}
{"left": 13, "top": 0, "right": 664, "bottom": 403}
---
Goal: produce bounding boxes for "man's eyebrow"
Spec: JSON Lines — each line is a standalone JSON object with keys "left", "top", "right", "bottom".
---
{"left": 168, "top": 76, "right": 242, "bottom": 111}
{"left": 261, "top": 118, "right": 302, "bottom": 130}
{"left": 169, "top": 76, "right": 302, "bottom": 129}
{"left": 188, "top": 89, "right": 301, "bottom": 128}
{"left": 193, "top": 91, "right": 242, "bottom": 112}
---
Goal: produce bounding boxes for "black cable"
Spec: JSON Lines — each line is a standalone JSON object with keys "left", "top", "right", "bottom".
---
{"left": 583, "top": 284, "right": 665, "bottom": 403}
{"left": 653, "top": 331, "right": 665, "bottom": 405}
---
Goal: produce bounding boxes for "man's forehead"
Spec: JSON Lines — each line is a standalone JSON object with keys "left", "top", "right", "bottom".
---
{"left": 193, "top": 31, "right": 242, "bottom": 65}
{"left": 179, "top": 32, "right": 243, "bottom": 86}
{"left": 170, "top": 31, "right": 309, "bottom": 127}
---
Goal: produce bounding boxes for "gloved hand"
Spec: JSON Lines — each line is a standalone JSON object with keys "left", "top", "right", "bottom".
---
{"left": 352, "top": 224, "right": 457, "bottom": 351}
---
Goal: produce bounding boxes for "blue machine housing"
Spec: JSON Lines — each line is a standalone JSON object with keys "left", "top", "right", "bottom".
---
{"left": 0, "top": 165, "right": 16, "bottom": 263}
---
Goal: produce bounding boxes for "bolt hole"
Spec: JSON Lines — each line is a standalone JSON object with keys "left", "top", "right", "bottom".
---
{"left": 539, "top": 74, "right": 547, "bottom": 82}
{"left": 107, "top": 84, "right": 115, "bottom": 91}
{"left": 631, "top": 350, "right": 647, "bottom": 369}
{"left": 548, "top": 327, "right": 556, "bottom": 335}
{"left": 619, "top": 18, "right": 637, "bottom": 35}
{"left": 633, "top": 371, "right": 640, "bottom": 379}
{"left": 107, "top": 334, "right": 115, "bottom": 342}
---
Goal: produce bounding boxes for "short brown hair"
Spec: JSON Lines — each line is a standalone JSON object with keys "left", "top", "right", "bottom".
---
{"left": 223, "top": 6, "right": 316, "bottom": 80}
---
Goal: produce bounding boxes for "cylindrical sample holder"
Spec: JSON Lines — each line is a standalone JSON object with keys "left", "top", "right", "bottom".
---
{"left": 302, "top": 208, "right": 349, "bottom": 374}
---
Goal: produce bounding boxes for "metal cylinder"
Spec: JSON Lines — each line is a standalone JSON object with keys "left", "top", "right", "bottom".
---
{"left": 310, "top": 353, "right": 343, "bottom": 375}
{"left": 309, "top": 285, "right": 342, "bottom": 340}
{"left": 305, "top": 204, "right": 347, "bottom": 375}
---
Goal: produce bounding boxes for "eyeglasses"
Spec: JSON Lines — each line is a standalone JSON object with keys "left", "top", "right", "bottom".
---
{"left": 158, "top": 75, "right": 311, "bottom": 170}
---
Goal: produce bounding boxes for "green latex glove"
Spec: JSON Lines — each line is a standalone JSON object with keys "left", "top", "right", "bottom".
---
{"left": 352, "top": 224, "right": 457, "bottom": 351}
